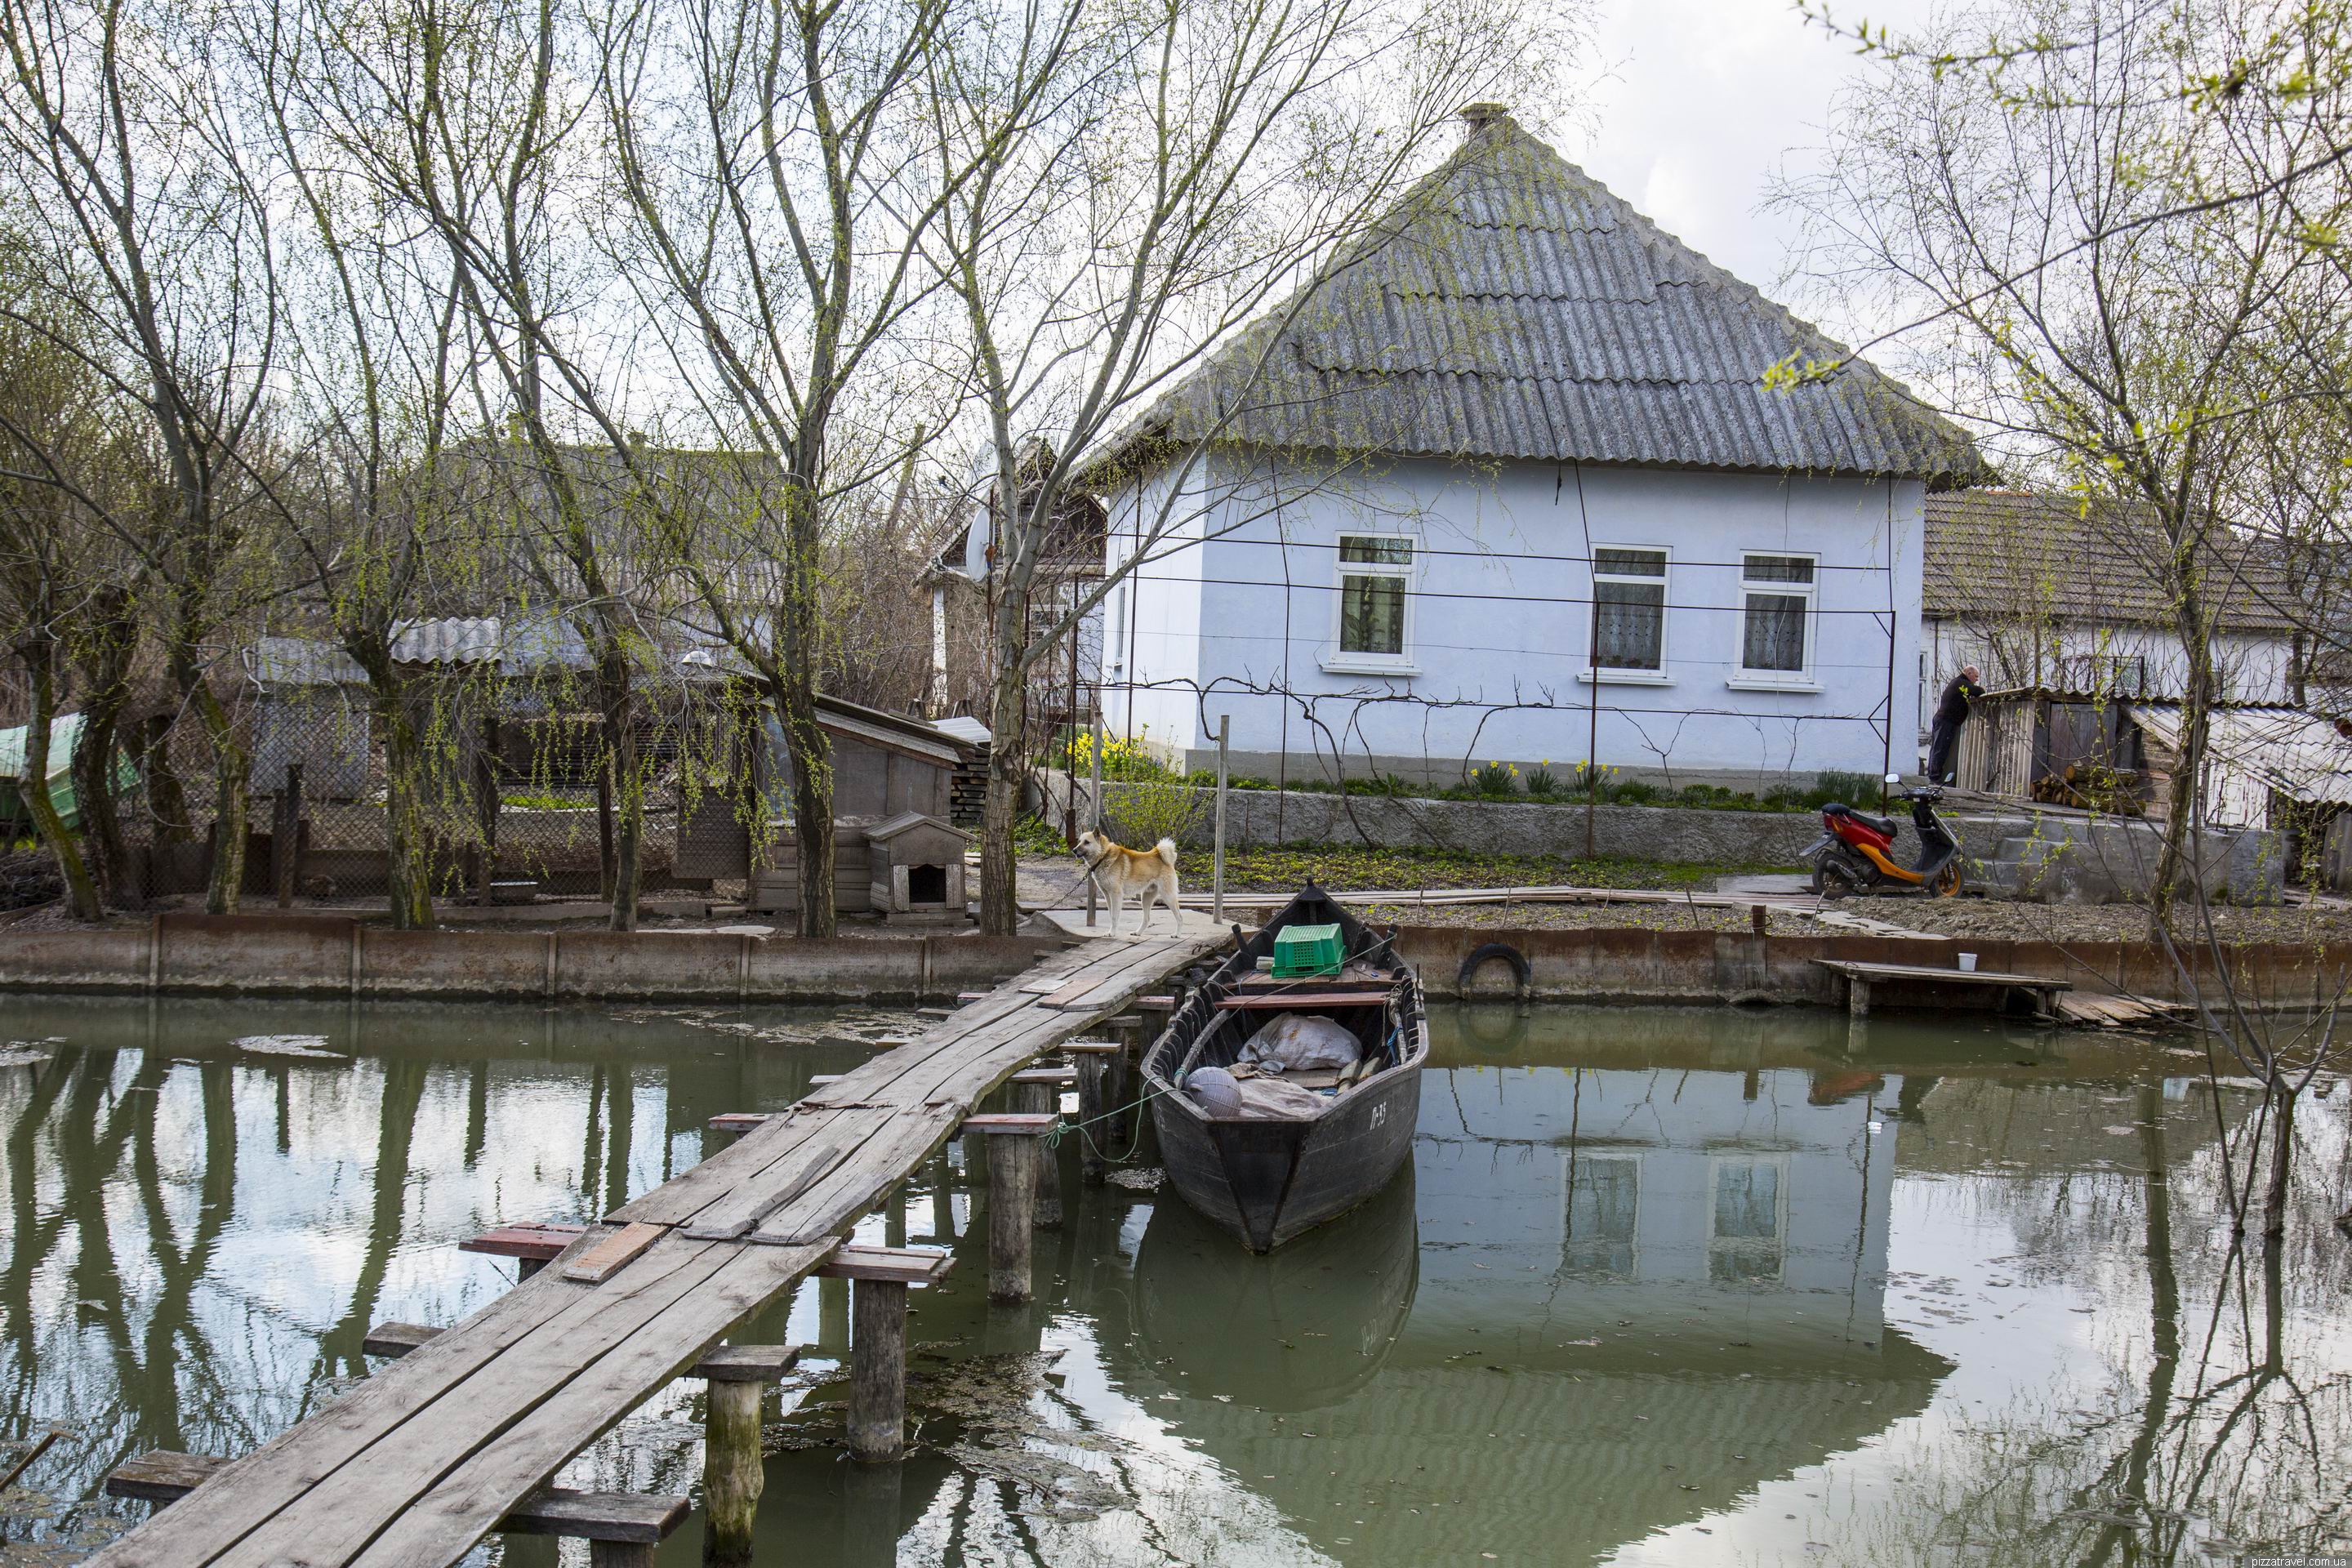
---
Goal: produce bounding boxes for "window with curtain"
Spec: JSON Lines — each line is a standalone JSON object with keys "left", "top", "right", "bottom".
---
{"left": 1739, "top": 554, "right": 1815, "bottom": 676}
{"left": 1336, "top": 535, "right": 1413, "bottom": 662}
{"left": 1592, "top": 547, "right": 1667, "bottom": 670}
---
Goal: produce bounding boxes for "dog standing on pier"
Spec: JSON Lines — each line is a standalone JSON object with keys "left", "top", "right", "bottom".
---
{"left": 1076, "top": 831, "right": 1181, "bottom": 938}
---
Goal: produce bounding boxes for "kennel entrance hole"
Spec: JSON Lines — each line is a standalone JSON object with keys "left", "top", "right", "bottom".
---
{"left": 906, "top": 862, "right": 948, "bottom": 906}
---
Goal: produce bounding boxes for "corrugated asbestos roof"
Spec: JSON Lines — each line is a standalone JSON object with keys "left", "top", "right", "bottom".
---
{"left": 2131, "top": 703, "right": 2352, "bottom": 808}
{"left": 1110, "top": 110, "right": 1988, "bottom": 482}
{"left": 1925, "top": 490, "right": 2299, "bottom": 634}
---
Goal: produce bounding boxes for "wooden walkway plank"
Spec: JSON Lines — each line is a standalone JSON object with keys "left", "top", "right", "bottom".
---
{"left": 79, "top": 1234, "right": 608, "bottom": 1568}
{"left": 752, "top": 1107, "right": 963, "bottom": 1247}
{"left": 87, "top": 926, "right": 1218, "bottom": 1568}
{"left": 219, "top": 1235, "right": 746, "bottom": 1568}
{"left": 346, "top": 1241, "right": 830, "bottom": 1568}
{"left": 675, "top": 1107, "right": 895, "bottom": 1241}
{"left": 607, "top": 1103, "right": 841, "bottom": 1227}
{"left": 560, "top": 1223, "right": 665, "bottom": 1284}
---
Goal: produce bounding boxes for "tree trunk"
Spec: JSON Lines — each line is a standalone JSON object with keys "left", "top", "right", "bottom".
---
{"left": 140, "top": 713, "right": 191, "bottom": 848}
{"left": 777, "top": 476, "right": 835, "bottom": 938}
{"left": 69, "top": 588, "right": 138, "bottom": 908}
{"left": 596, "top": 643, "right": 643, "bottom": 932}
{"left": 377, "top": 693, "right": 435, "bottom": 930}
{"left": 2149, "top": 568, "right": 2215, "bottom": 929}
{"left": 189, "top": 680, "right": 250, "bottom": 916}
{"left": 19, "top": 636, "right": 100, "bottom": 920}
{"left": 2262, "top": 1080, "right": 2295, "bottom": 1239}
{"left": 978, "top": 668, "right": 1027, "bottom": 936}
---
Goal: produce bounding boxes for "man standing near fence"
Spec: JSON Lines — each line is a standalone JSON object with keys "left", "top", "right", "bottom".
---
{"left": 1927, "top": 665, "right": 1983, "bottom": 786}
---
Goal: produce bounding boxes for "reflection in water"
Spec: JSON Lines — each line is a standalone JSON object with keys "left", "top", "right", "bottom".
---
{"left": 1134, "top": 1166, "right": 1418, "bottom": 1410}
{"left": 1, "top": 997, "right": 2347, "bottom": 1567}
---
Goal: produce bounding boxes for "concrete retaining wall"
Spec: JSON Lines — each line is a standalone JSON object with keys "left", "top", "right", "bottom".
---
{"left": 0, "top": 912, "right": 2338, "bottom": 1013}
{"left": 1397, "top": 924, "right": 2350, "bottom": 1008}
{"left": 0, "top": 912, "right": 1058, "bottom": 1003}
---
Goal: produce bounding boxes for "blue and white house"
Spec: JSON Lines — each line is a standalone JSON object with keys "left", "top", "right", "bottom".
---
{"left": 1093, "top": 107, "right": 1986, "bottom": 786}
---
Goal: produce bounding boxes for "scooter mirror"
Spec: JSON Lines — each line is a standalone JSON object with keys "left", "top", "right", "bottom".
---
{"left": 1884, "top": 773, "right": 1902, "bottom": 785}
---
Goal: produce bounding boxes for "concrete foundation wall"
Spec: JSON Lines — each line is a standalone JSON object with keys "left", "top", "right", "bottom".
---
{"left": 0, "top": 913, "right": 1057, "bottom": 1003}
{"left": 0, "top": 914, "right": 2338, "bottom": 1012}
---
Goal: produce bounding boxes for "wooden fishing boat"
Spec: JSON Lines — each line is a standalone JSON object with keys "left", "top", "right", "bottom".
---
{"left": 1143, "top": 884, "right": 1428, "bottom": 1252}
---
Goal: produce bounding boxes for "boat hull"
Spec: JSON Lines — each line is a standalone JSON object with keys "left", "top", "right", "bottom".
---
{"left": 1152, "top": 1055, "right": 1421, "bottom": 1252}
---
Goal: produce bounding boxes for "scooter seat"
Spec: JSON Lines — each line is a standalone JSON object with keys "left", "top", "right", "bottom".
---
{"left": 1828, "top": 803, "right": 1900, "bottom": 836}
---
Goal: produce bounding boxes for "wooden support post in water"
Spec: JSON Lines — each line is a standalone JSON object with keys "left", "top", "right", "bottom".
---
{"left": 969, "top": 1116, "right": 1056, "bottom": 1303}
{"left": 819, "top": 1274, "right": 851, "bottom": 1355}
{"left": 1073, "top": 1052, "right": 1110, "bottom": 1183}
{"left": 701, "top": 1378, "right": 763, "bottom": 1567}
{"left": 849, "top": 1278, "right": 909, "bottom": 1461}
{"left": 273, "top": 764, "right": 302, "bottom": 909}
{"left": 1213, "top": 714, "right": 1228, "bottom": 924}
{"left": 1010, "top": 1080, "right": 1061, "bottom": 1227}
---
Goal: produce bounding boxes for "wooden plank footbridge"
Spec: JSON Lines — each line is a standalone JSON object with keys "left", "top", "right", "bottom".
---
{"left": 89, "top": 924, "right": 1222, "bottom": 1567}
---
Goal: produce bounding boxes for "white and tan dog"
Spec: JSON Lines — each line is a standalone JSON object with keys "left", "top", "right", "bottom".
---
{"left": 1076, "top": 830, "right": 1180, "bottom": 938}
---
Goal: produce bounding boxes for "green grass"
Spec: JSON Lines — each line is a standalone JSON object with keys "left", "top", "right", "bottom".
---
{"left": 1217, "top": 843, "right": 1799, "bottom": 893}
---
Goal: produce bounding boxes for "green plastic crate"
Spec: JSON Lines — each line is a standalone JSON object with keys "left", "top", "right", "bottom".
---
{"left": 1271, "top": 922, "right": 1343, "bottom": 978}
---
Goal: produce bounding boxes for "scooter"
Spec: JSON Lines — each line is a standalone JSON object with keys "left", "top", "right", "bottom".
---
{"left": 1803, "top": 773, "right": 1963, "bottom": 899}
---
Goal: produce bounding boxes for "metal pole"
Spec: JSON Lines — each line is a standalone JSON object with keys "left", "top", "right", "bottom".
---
{"left": 1085, "top": 717, "right": 1102, "bottom": 927}
{"left": 1212, "top": 715, "right": 1228, "bottom": 924}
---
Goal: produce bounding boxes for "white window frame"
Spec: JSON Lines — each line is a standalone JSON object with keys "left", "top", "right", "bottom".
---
{"left": 1578, "top": 544, "right": 1673, "bottom": 686}
{"left": 1323, "top": 532, "right": 1420, "bottom": 676}
{"left": 1726, "top": 551, "right": 1821, "bottom": 692}
{"left": 1705, "top": 1153, "right": 1790, "bottom": 1285}
{"left": 1558, "top": 1150, "right": 1643, "bottom": 1281}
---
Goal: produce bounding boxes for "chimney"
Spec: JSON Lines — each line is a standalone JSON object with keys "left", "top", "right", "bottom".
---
{"left": 1459, "top": 102, "right": 1509, "bottom": 136}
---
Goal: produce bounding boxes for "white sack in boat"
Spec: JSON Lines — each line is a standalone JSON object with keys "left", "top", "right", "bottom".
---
{"left": 1237, "top": 1013, "right": 1361, "bottom": 1074}
{"left": 1184, "top": 1065, "right": 1329, "bottom": 1120}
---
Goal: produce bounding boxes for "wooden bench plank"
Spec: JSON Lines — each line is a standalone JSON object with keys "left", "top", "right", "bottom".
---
{"left": 460, "top": 1222, "right": 589, "bottom": 1261}
{"left": 1215, "top": 991, "right": 1390, "bottom": 1009}
{"left": 104, "top": 1451, "right": 688, "bottom": 1544}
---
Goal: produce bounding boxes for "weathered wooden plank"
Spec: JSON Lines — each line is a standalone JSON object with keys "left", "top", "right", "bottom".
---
{"left": 677, "top": 1107, "right": 895, "bottom": 1241}
{"left": 102, "top": 1451, "right": 688, "bottom": 1544}
{"left": 608, "top": 1102, "right": 851, "bottom": 1228}
{"left": 815, "top": 1245, "right": 954, "bottom": 1285}
{"left": 561, "top": 1223, "right": 665, "bottom": 1284}
{"left": 216, "top": 1235, "right": 744, "bottom": 1568}
{"left": 80, "top": 1232, "right": 608, "bottom": 1568}
{"left": 345, "top": 1241, "right": 830, "bottom": 1568}
{"left": 753, "top": 1107, "right": 963, "bottom": 1247}
{"left": 366, "top": 1322, "right": 796, "bottom": 1383}
{"left": 460, "top": 1223, "right": 588, "bottom": 1261}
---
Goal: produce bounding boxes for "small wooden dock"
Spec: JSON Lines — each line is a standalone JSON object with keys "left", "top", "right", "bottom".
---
{"left": 1814, "top": 957, "right": 2071, "bottom": 1022}
{"left": 87, "top": 923, "right": 1222, "bottom": 1568}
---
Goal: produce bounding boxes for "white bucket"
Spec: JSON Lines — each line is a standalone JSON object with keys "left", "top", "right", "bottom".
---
{"left": 1957, "top": 952, "right": 1979, "bottom": 973}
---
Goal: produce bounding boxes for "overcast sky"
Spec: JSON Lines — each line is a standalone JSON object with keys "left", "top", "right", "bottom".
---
{"left": 1560, "top": 0, "right": 1939, "bottom": 326}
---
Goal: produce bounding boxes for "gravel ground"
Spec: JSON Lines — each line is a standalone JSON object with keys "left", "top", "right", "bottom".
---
{"left": 1842, "top": 897, "right": 2352, "bottom": 945}
{"left": 1356, "top": 901, "right": 1811, "bottom": 933}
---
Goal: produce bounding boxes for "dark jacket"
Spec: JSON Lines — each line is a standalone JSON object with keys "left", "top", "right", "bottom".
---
{"left": 1933, "top": 675, "right": 1983, "bottom": 728}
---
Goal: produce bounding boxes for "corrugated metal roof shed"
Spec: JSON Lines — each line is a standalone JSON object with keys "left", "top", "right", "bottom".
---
{"left": 1107, "top": 109, "right": 1988, "bottom": 482}
{"left": 2130, "top": 703, "right": 2352, "bottom": 824}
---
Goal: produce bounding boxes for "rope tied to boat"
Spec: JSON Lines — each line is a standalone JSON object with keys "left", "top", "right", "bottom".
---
{"left": 1040, "top": 1072, "right": 1184, "bottom": 1165}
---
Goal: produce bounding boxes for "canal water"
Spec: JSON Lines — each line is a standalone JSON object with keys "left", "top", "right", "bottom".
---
{"left": 0, "top": 996, "right": 2345, "bottom": 1566}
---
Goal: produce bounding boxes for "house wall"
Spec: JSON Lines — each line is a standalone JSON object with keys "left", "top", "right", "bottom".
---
{"left": 1105, "top": 462, "right": 1209, "bottom": 760}
{"left": 1922, "top": 617, "right": 2296, "bottom": 742}
{"left": 1107, "top": 454, "right": 1922, "bottom": 786}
